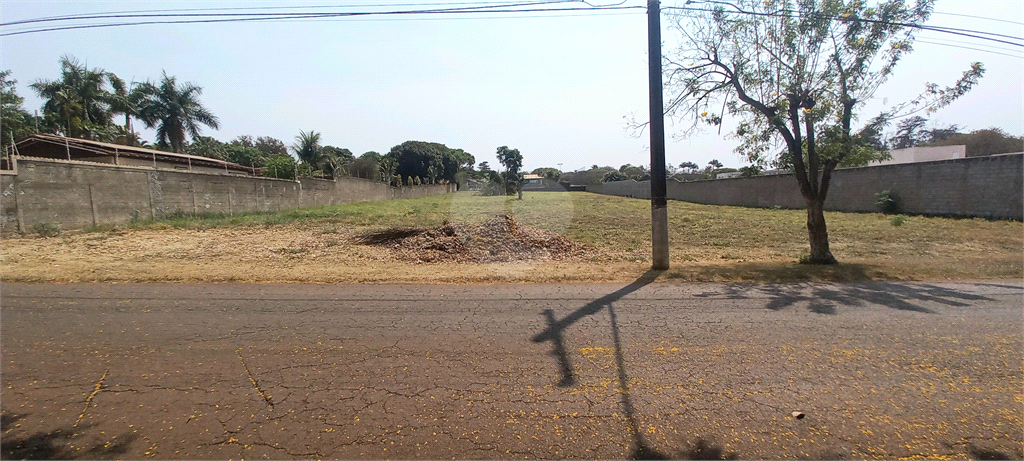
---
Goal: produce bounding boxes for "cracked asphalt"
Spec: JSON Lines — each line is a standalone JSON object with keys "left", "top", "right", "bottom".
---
{"left": 1, "top": 278, "right": 1022, "bottom": 460}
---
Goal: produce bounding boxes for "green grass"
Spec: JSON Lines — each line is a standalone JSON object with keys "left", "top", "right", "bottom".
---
{"left": 68, "top": 191, "right": 1023, "bottom": 282}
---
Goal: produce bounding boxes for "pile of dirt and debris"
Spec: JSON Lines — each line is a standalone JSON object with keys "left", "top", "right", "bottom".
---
{"left": 355, "top": 215, "right": 591, "bottom": 263}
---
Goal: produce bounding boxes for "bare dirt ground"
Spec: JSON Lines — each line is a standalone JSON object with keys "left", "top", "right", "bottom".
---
{"left": 0, "top": 216, "right": 623, "bottom": 284}
{"left": 2, "top": 214, "right": 1021, "bottom": 284}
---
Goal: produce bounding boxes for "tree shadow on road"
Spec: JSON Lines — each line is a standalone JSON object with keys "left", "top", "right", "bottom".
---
{"left": 532, "top": 270, "right": 737, "bottom": 460}
{"left": 693, "top": 281, "right": 1001, "bottom": 315}
{"left": 0, "top": 412, "right": 138, "bottom": 460}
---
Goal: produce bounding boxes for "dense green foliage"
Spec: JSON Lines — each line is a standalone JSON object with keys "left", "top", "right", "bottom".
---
{"left": 602, "top": 171, "right": 629, "bottom": 182}
{"left": 386, "top": 141, "right": 474, "bottom": 185}
{"left": 1, "top": 70, "right": 35, "bottom": 145}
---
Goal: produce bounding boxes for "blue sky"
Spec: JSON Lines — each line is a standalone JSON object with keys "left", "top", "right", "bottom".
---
{"left": 2, "top": 0, "right": 1021, "bottom": 171}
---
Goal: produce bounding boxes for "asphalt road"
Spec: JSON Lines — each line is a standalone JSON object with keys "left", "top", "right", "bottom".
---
{"left": 1, "top": 278, "right": 1022, "bottom": 460}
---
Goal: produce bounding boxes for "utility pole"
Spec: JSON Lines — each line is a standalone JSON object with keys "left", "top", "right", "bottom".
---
{"left": 647, "top": 0, "right": 670, "bottom": 270}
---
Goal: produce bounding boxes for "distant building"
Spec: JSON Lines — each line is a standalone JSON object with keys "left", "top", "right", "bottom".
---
{"left": 521, "top": 173, "right": 568, "bottom": 191}
{"left": 13, "top": 134, "right": 253, "bottom": 175}
{"left": 872, "top": 145, "right": 966, "bottom": 166}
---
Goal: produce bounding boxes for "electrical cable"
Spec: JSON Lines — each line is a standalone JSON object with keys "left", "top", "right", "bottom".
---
{"left": 1, "top": 0, "right": 579, "bottom": 27}
{"left": 931, "top": 10, "right": 1024, "bottom": 26}
{"left": 1, "top": 6, "right": 644, "bottom": 37}
{"left": 914, "top": 40, "right": 1023, "bottom": 59}
{"left": 663, "top": 4, "right": 1023, "bottom": 47}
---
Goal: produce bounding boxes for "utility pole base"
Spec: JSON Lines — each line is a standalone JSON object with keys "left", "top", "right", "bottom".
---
{"left": 651, "top": 203, "right": 669, "bottom": 270}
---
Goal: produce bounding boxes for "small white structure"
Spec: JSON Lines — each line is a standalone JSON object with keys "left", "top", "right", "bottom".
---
{"left": 872, "top": 145, "right": 966, "bottom": 166}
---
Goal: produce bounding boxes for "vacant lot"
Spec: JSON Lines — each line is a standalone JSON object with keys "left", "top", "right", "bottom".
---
{"left": 1, "top": 192, "right": 1020, "bottom": 283}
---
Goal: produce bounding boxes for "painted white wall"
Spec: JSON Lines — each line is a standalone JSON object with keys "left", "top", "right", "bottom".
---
{"left": 873, "top": 146, "right": 966, "bottom": 165}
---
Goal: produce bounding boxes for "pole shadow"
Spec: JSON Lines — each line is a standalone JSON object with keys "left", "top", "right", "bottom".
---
{"left": 532, "top": 270, "right": 737, "bottom": 460}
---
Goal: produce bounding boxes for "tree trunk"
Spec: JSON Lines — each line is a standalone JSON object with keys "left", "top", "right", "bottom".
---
{"left": 804, "top": 198, "right": 837, "bottom": 264}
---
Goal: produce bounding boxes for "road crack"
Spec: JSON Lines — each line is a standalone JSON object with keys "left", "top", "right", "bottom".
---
{"left": 74, "top": 368, "right": 108, "bottom": 427}
{"left": 237, "top": 349, "right": 274, "bottom": 411}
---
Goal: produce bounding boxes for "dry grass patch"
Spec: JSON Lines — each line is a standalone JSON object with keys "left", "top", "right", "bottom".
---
{"left": 1, "top": 192, "right": 1020, "bottom": 283}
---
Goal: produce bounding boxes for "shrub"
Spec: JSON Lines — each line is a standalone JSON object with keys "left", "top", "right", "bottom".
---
{"left": 602, "top": 171, "right": 629, "bottom": 182}
{"left": 890, "top": 215, "right": 908, "bottom": 227}
{"left": 32, "top": 222, "right": 61, "bottom": 237}
{"left": 875, "top": 190, "right": 898, "bottom": 214}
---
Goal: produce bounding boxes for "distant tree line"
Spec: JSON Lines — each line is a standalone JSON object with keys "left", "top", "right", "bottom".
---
{"left": 885, "top": 116, "right": 1023, "bottom": 157}
{"left": 1, "top": 57, "right": 493, "bottom": 186}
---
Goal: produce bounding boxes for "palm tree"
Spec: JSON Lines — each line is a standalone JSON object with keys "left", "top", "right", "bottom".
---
{"left": 137, "top": 71, "right": 219, "bottom": 153}
{"left": 291, "top": 130, "right": 323, "bottom": 167}
{"left": 106, "top": 73, "right": 148, "bottom": 146}
{"left": 30, "top": 55, "right": 113, "bottom": 139}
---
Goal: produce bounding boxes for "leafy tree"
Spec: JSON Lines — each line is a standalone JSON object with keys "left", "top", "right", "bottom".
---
{"left": 664, "top": 0, "right": 982, "bottom": 263}
{"left": 386, "top": 141, "right": 470, "bottom": 184}
{"left": 925, "top": 128, "right": 1024, "bottom": 157}
{"left": 321, "top": 145, "right": 355, "bottom": 176}
{"left": 30, "top": 56, "right": 115, "bottom": 139}
{"left": 889, "top": 116, "right": 929, "bottom": 149}
{"left": 603, "top": 171, "right": 629, "bottom": 182}
{"left": 620, "top": 164, "right": 648, "bottom": 180}
{"left": 137, "top": 71, "right": 220, "bottom": 153}
{"left": 478, "top": 161, "right": 491, "bottom": 172}
{"left": 678, "top": 161, "right": 700, "bottom": 173}
{"left": 224, "top": 144, "right": 264, "bottom": 169}
{"left": 707, "top": 159, "right": 723, "bottom": 169}
{"left": 388, "top": 141, "right": 444, "bottom": 182}
{"left": 923, "top": 125, "right": 961, "bottom": 144}
{"left": 360, "top": 151, "right": 383, "bottom": 162}
{"left": 444, "top": 148, "right": 475, "bottom": 182}
{"left": 233, "top": 135, "right": 256, "bottom": 148}
{"left": 349, "top": 156, "right": 379, "bottom": 180}
{"left": 1, "top": 70, "right": 35, "bottom": 144}
{"left": 184, "top": 135, "right": 228, "bottom": 160}
{"left": 379, "top": 156, "right": 398, "bottom": 184}
{"left": 263, "top": 155, "right": 298, "bottom": 180}
{"left": 531, "top": 167, "right": 562, "bottom": 179}
{"left": 559, "top": 165, "right": 617, "bottom": 185}
{"left": 496, "top": 145, "right": 524, "bottom": 197}
{"left": 739, "top": 165, "right": 762, "bottom": 177}
{"left": 255, "top": 136, "right": 288, "bottom": 157}
{"left": 479, "top": 170, "right": 506, "bottom": 196}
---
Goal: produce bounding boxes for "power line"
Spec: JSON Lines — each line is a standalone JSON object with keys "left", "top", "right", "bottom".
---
{"left": 915, "top": 33, "right": 1024, "bottom": 55}
{"left": 915, "top": 40, "right": 1024, "bottom": 59}
{"left": 21, "top": 0, "right": 574, "bottom": 22}
{"left": 1, "top": 0, "right": 578, "bottom": 27}
{"left": 0, "top": 4, "right": 643, "bottom": 36}
{"left": 931, "top": 10, "right": 1024, "bottom": 26}
{"left": 663, "top": 4, "right": 1024, "bottom": 48}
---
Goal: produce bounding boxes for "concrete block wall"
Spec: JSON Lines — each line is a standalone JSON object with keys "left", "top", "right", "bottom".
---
{"left": 1, "top": 157, "right": 451, "bottom": 233}
{"left": 586, "top": 153, "right": 1023, "bottom": 220}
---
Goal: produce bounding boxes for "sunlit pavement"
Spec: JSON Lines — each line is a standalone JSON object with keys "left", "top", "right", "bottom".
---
{"left": 2, "top": 279, "right": 1021, "bottom": 460}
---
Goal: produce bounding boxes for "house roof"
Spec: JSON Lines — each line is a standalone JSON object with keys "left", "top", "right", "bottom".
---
{"left": 523, "top": 174, "right": 544, "bottom": 180}
{"left": 15, "top": 134, "right": 251, "bottom": 172}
